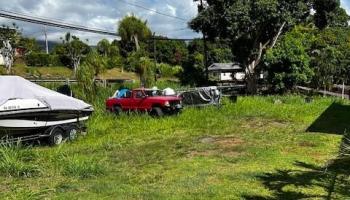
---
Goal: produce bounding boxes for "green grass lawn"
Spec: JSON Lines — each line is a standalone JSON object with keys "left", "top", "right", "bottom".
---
{"left": 0, "top": 95, "right": 349, "bottom": 199}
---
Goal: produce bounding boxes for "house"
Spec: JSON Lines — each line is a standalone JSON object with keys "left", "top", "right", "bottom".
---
{"left": 208, "top": 63, "right": 245, "bottom": 82}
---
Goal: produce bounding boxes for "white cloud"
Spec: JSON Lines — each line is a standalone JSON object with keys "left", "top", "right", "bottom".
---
{"left": 0, "top": 0, "right": 200, "bottom": 45}
{"left": 166, "top": 4, "right": 177, "bottom": 17}
{"left": 341, "top": 0, "right": 350, "bottom": 15}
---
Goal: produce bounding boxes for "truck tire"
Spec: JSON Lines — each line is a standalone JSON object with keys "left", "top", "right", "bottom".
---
{"left": 48, "top": 127, "right": 65, "bottom": 146}
{"left": 150, "top": 107, "right": 164, "bottom": 117}
{"left": 114, "top": 105, "right": 123, "bottom": 115}
{"left": 66, "top": 124, "right": 79, "bottom": 141}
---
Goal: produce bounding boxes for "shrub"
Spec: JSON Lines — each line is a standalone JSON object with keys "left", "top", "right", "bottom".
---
{"left": 157, "top": 63, "right": 183, "bottom": 78}
{"left": 107, "top": 56, "right": 123, "bottom": 70}
{"left": 25, "top": 53, "right": 63, "bottom": 67}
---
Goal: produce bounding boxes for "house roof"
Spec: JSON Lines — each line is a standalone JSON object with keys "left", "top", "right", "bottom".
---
{"left": 208, "top": 63, "right": 242, "bottom": 72}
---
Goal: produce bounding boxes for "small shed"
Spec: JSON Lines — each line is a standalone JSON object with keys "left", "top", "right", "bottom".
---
{"left": 208, "top": 63, "right": 245, "bottom": 82}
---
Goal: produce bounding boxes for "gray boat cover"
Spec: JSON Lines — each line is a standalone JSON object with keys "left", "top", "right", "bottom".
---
{"left": 0, "top": 76, "right": 92, "bottom": 111}
{"left": 179, "top": 86, "right": 221, "bottom": 106}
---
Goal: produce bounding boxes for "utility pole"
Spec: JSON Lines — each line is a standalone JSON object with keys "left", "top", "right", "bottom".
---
{"left": 44, "top": 26, "right": 49, "bottom": 54}
{"left": 153, "top": 32, "right": 158, "bottom": 82}
{"left": 200, "top": 0, "right": 209, "bottom": 84}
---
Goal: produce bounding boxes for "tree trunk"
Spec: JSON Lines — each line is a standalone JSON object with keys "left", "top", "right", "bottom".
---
{"left": 73, "top": 58, "right": 80, "bottom": 77}
{"left": 133, "top": 35, "right": 140, "bottom": 51}
{"left": 246, "top": 75, "right": 257, "bottom": 94}
{"left": 140, "top": 75, "right": 145, "bottom": 87}
{"left": 2, "top": 40, "right": 14, "bottom": 75}
{"left": 6, "top": 62, "right": 12, "bottom": 75}
{"left": 244, "top": 22, "right": 286, "bottom": 94}
{"left": 342, "top": 81, "right": 345, "bottom": 99}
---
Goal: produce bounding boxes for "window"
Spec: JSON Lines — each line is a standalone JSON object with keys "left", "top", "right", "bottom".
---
{"left": 145, "top": 90, "right": 161, "bottom": 96}
{"left": 120, "top": 91, "right": 131, "bottom": 98}
{"left": 125, "top": 91, "right": 132, "bottom": 98}
{"left": 135, "top": 91, "right": 144, "bottom": 98}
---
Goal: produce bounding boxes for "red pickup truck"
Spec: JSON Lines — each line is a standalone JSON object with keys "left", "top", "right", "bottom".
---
{"left": 106, "top": 88, "right": 182, "bottom": 117}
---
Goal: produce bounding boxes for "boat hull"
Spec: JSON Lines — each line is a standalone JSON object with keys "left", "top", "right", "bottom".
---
{"left": 0, "top": 109, "right": 93, "bottom": 137}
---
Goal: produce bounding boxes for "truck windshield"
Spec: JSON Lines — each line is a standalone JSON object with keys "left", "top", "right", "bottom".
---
{"left": 145, "top": 90, "right": 162, "bottom": 97}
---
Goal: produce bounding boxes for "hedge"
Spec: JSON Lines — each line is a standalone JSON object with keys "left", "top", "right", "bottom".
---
{"left": 25, "top": 53, "right": 64, "bottom": 67}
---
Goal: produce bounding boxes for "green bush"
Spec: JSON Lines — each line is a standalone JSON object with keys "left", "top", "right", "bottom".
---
{"left": 25, "top": 53, "right": 63, "bottom": 67}
{"left": 157, "top": 63, "right": 183, "bottom": 78}
{"left": 107, "top": 56, "right": 123, "bottom": 69}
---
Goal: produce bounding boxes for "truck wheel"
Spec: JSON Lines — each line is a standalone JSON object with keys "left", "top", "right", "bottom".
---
{"left": 114, "top": 106, "right": 123, "bottom": 115}
{"left": 66, "top": 124, "right": 79, "bottom": 141}
{"left": 48, "top": 127, "right": 65, "bottom": 146}
{"left": 150, "top": 107, "right": 164, "bottom": 117}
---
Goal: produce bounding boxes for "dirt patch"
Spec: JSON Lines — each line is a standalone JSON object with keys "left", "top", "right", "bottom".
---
{"left": 240, "top": 118, "right": 288, "bottom": 130}
{"left": 189, "top": 136, "right": 244, "bottom": 158}
{"left": 199, "top": 136, "right": 244, "bottom": 147}
{"left": 299, "top": 141, "right": 318, "bottom": 148}
{"left": 214, "top": 137, "right": 244, "bottom": 148}
{"left": 189, "top": 150, "right": 241, "bottom": 158}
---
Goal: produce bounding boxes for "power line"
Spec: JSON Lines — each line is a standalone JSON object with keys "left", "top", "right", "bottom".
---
{"left": 117, "top": 0, "right": 188, "bottom": 22}
{"left": 0, "top": 10, "right": 120, "bottom": 38}
{"left": 150, "top": 37, "right": 198, "bottom": 41}
{"left": 167, "top": 27, "right": 190, "bottom": 32}
{"left": 0, "top": 9, "right": 196, "bottom": 41}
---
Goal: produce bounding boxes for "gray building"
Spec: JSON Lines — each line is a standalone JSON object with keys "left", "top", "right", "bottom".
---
{"left": 208, "top": 63, "right": 245, "bottom": 82}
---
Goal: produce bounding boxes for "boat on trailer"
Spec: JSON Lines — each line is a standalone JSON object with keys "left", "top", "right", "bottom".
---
{"left": 0, "top": 76, "right": 93, "bottom": 145}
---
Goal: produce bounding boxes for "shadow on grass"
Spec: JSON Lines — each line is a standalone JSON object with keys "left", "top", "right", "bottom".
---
{"left": 307, "top": 102, "right": 350, "bottom": 135}
{"left": 243, "top": 133, "right": 350, "bottom": 200}
{"left": 243, "top": 161, "right": 350, "bottom": 200}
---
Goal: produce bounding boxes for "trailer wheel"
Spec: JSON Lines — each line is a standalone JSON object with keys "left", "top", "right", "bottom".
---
{"left": 66, "top": 124, "right": 79, "bottom": 141}
{"left": 48, "top": 127, "right": 65, "bottom": 146}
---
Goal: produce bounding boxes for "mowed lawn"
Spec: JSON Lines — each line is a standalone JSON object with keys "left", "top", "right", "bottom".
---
{"left": 1, "top": 96, "right": 349, "bottom": 199}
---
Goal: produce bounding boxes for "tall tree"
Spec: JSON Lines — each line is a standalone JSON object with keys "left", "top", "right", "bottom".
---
{"left": 265, "top": 26, "right": 315, "bottom": 92}
{"left": 76, "top": 51, "right": 108, "bottom": 102}
{"left": 96, "top": 39, "right": 111, "bottom": 57}
{"left": 127, "top": 50, "right": 154, "bottom": 87}
{"left": 0, "top": 24, "right": 21, "bottom": 74}
{"left": 311, "top": 27, "right": 350, "bottom": 90}
{"left": 313, "top": 0, "right": 350, "bottom": 29}
{"left": 118, "top": 15, "right": 151, "bottom": 52}
{"left": 149, "top": 36, "right": 188, "bottom": 65}
{"left": 190, "top": 0, "right": 343, "bottom": 93}
{"left": 61, "top": 33, "right": 90, "bottom": 76}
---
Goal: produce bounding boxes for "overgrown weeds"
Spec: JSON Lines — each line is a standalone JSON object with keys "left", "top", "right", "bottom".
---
{"left": 0, "top": 144, "right": 41, "bottom": 178}
{"left": 62, "top": 156, "right": 106, "bottom": 179}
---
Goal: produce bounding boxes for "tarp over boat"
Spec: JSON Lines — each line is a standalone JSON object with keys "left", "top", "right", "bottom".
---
{"left": 179, "top": 86, "right": 221, "bottom": 107}
{"left": 0, "top": 76, "right": 92, "bottom": 111}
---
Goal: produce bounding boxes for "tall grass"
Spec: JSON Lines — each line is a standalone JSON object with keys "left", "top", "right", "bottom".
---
{"left": 61, "top": 156, "right": 106, "bottom": 179}
{"left": 0, "top": 145, "right": 41, "bottom": 178}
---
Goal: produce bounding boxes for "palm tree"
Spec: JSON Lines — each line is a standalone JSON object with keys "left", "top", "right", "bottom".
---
{"left": 118, "top": 15, "right": 151, "bottom": 51}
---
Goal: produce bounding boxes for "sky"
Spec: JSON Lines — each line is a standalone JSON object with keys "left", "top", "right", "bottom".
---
{"left": 0, "top": 0, "right": 349, "bottom": 45}
{"left": 341, "top": 0, "right": 350, "bottom": 15}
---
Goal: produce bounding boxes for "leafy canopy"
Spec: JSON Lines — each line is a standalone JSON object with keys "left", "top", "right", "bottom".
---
{"left": 265, "top": 26, "right": 315, "bottom": 92}
{"left": 118, "top": 15, "right": 151, "bottom": 52}
{"left": 190, "top": 0, "right": 347, "bottom": 66}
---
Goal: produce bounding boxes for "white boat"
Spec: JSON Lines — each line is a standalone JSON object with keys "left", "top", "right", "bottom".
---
{"left": 0, "top": 76, "right": 93, "bottom": 144}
